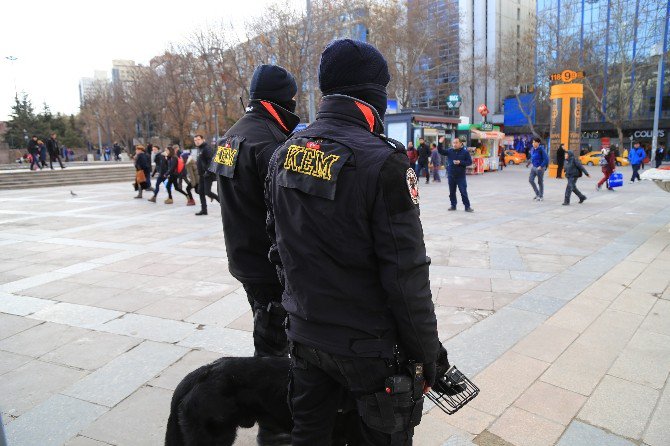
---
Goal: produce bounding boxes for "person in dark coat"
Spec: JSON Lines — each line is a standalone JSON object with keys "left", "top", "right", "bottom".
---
{"left": 596, "top": 146, "right": 617, "bottom": 191}
{"left": 266, "top": 39, "right": 440, "bottom": 445}
{"left": 210, "top": 64, "right": 299, "bottom": 362}
{"left": 563, "top": 150, "right": 590, "bottom": 205}
{"left": 38, "top": 140, "right": 48, "bottom": 168}
{"left": 27, "top": 136, "right": 42, "bottom": 171}
{"left": 46, "top": 133, "right": 65, "bottom": 169}
{"left": 148, "top": 146, "right": 168, "bottom": 203}
{"left": 556, "top": 144, "right": 565, "bottom": 178}
{"left": 113, "top": 142, "right": 122, "bottom": 161}
{"left": 417, "top": 137, "right": 431, "bottom": 183}
{"left": 438, "top": 136, "right": 474, "bottom": 211}
{"left": 133, "top": 145, "right": 152, "bottom": 198}
{"left": 655, "top": 144, "right": 665, "bottom": 168}
{"left": 193, "top": 134, "right": 219, "bottom": 215}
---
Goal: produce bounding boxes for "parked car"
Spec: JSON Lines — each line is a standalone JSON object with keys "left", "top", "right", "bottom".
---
{"left": 504, "top": 150, "right": 527, "bottom": 165}
{"left": 579, "top": 151, "right": 630, "bottom": 167}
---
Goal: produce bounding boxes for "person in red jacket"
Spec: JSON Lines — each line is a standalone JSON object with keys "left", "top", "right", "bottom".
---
{"left": 596, "top": 146, "right": 617, "bottom": 191}
{"left": 407, "top": 141, "right": 418, "bottom": 173}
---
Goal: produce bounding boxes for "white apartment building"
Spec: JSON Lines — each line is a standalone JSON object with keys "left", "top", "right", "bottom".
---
{"left": 458, "top": 0, "right": 536, "bottom": 124}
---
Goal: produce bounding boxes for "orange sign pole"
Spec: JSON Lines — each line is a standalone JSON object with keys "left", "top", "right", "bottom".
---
{"left": 549, "top": 83, "right": 584, "bottom": 162}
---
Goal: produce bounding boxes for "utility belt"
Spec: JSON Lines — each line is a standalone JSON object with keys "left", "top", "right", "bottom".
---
{"left": 357, "top": 362, "right": 425, "bottom": 434}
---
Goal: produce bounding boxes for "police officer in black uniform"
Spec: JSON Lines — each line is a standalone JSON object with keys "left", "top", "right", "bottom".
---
{"left": 210, "top": 64, "right": 299, "bottom": 362}
{"left": 266, "top": 39, "right": 440, "bottom": 445}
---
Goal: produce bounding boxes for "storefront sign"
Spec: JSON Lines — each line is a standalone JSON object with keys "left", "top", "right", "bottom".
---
{"left": 632, "top": 130, "right": 665, "bottom": 139}
{"left": 549, "top": 70, "right": 585, "bottom": 83}
{"left": 414, "top": 121, "right": 455, "bottom": 130}
{"left": 549, "top": 98, "right": 562, "bottom": 151}
{"left": 568, "top": 97, "right": 582, "bottom": 152}
{"left": 446, "top": 94, "right": 462, "bottom": 109}
{"left": 481, "top": 122, "right": 494, "bottom": 131}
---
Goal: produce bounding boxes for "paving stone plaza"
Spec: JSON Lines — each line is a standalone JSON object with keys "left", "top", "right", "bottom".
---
{"left": 1, "top": 164, "right": 669, "bottom": 446}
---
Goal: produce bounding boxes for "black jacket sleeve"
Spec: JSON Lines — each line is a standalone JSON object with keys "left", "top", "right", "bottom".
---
{"left": 371, "top": 152, "right": 439, "bottom": 364}
{"left": 462, "top": 149, "right": 473, "bottom": 167}
{"left": 265, "top": 148, "right": 285, "bottom": 287}
{"left": 437, "top": 142, "right": 449, "bottom": 156}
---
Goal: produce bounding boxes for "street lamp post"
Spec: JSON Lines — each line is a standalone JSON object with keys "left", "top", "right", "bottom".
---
{"left": 306, "top": 0, "right": 316, "bottom": 123}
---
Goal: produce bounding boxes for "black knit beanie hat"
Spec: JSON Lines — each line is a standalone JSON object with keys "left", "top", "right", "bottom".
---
{"left": 319, "top": 39, "right": 390, "bottom": 119}
{"left": 249, "top": 64, "right": 298, "bottom": 112}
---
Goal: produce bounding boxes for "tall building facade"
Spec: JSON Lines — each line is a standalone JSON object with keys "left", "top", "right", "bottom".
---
{"left": 459, "top": 0, "right": 536, "bottom": 124}
{"left": 408, "top": 0, "right": 536, "bottom": 123}
{"left": 111, "top": 60, "right": 137, "bottom": 85}
{"left": 536, "top": 0, "right": 669, "bottom": 144}
{"left": 78, "top": 70, "right": 108, "bottom": 105}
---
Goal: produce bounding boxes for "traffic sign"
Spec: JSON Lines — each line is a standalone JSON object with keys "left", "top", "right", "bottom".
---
{"left": 446, "top": 94, "right": 462, "bottom": 109}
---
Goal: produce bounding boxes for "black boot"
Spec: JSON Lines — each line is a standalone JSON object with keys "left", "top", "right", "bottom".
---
{"left": 195, "top": 209, "right": 208, "bottom": 216}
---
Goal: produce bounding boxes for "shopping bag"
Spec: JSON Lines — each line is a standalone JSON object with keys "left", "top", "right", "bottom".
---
{"left": 608, "top": 172, "right": 623, "bottom": 188}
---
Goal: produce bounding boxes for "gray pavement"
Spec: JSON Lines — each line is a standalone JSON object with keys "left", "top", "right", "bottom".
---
{"left": 0, "top": 164, "right": 669, "bottom": 445}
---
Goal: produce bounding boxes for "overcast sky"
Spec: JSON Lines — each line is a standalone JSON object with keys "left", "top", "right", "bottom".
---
{"left": 0, "top": 0, "right": 303, "bottom": 120}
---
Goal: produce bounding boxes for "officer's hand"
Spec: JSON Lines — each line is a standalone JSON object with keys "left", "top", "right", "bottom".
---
{"left": 423, "top": 362, "right": 436, "bottom": 394}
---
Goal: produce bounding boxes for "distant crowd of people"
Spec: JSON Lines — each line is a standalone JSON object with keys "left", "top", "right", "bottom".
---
{"left": 132, "top": 135, "right": 219, "bottom": 216}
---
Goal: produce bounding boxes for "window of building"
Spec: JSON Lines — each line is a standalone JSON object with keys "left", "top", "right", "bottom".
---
{"left": 517, "top": 8, "right": 521, "bottom": 20}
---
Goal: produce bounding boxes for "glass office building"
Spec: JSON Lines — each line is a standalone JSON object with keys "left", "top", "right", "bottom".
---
{"left": 536, "top": 0, "right": 669, "bottom": 143}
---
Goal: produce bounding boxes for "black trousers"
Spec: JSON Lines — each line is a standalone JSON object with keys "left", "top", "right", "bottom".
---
{"left": 49, "top": 153, "right": 64, "bottom": 169}
{"left": 289, "top": 342, "right": 420, "bottom": 446}
{"left": 556, "top": 161, "right": 564, "bottom": 178}
{"left": 416, "top": 161, "right": 430, "bottom": 182}
{"left": 564, "top": 176, "right": 585, "bottom": 203}
{"left": 198, "top": 174, "right": 219, "bottom": 210}
{"left": 242, "top": 283, "right": 287, "bottom": 357}
{"left": 167, "top": 175, "right": 191, "bottom": 199}
{"left": 631, "top": 164, "right": 641, "bottom": 182}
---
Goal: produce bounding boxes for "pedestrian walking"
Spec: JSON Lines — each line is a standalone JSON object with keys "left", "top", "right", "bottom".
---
{"left": 417, "top": 137, "right": 431, "bottom": 183}
{"left": 430, "top": 143, "right": 442, "bottom": 182}
{"left": 133, "top": 145, "right": 152, "bottom": 198}
{"left": 183, "top": 153, "right": 197, "bottom": 206}
{"left": 655, "top": 144, "right": 665, "bottom": 168}
{"left": 407, "top": 141, "right": 418, "bottom": 173}
{"left": 498, "top": 145, "right": 506, "bottom": 170}
{"left": 596, "top": 146, "right": 617, "bottom": 191}
{"left": 556, "top": 144, "right": 565, "bottom": 178}
{"left": 438, "top": 136, "right": 474, "bottom": 211}
{"left": 266, "top": 39, "right": 440, "bottom": 445}
{"left": 113, "top": 142, "right": 122, "bottom": 161}
{"left": 46, "top": 133, "right": 65, "bottom": 169}
{"left": 193, "top": 134, "right": 219, "bottom": 215}
{"left": 210, "top": 63, "right": 300, "bottom": 393}
{"left": 165, "top": 146, "right": 191, "bottom": 204}
{"left": 628, "top": 141, "right": 645, "bottom": 183}
{"left": 527, "top": 137, "right": 549, "bottom": 201}
{"left": 38, "top": 140, "right": 48, "bottom": 168}
{"left": 148, "top": 146, "right": 168, "bottom": 203}
{"left": 563, "top": 151, "right": 591, "bottom": 205}
{"left": 27, "top": 136, "right": 42, "bottom": 171}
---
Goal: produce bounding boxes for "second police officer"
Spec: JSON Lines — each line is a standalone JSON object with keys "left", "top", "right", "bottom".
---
{"left": 266, "top": 39, "right": 441, "bottom": 445}
{"left": 210, "top": 64, "right": 300, "bottom": 360}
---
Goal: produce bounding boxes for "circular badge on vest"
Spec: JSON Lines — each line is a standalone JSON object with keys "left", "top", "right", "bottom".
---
{"left": 406, "top": 168, "right": 420, "bottom": 204}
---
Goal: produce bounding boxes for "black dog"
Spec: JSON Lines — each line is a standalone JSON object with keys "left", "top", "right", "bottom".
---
{"left": 165, "top": 345, "right": 453, "bottom": 446}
